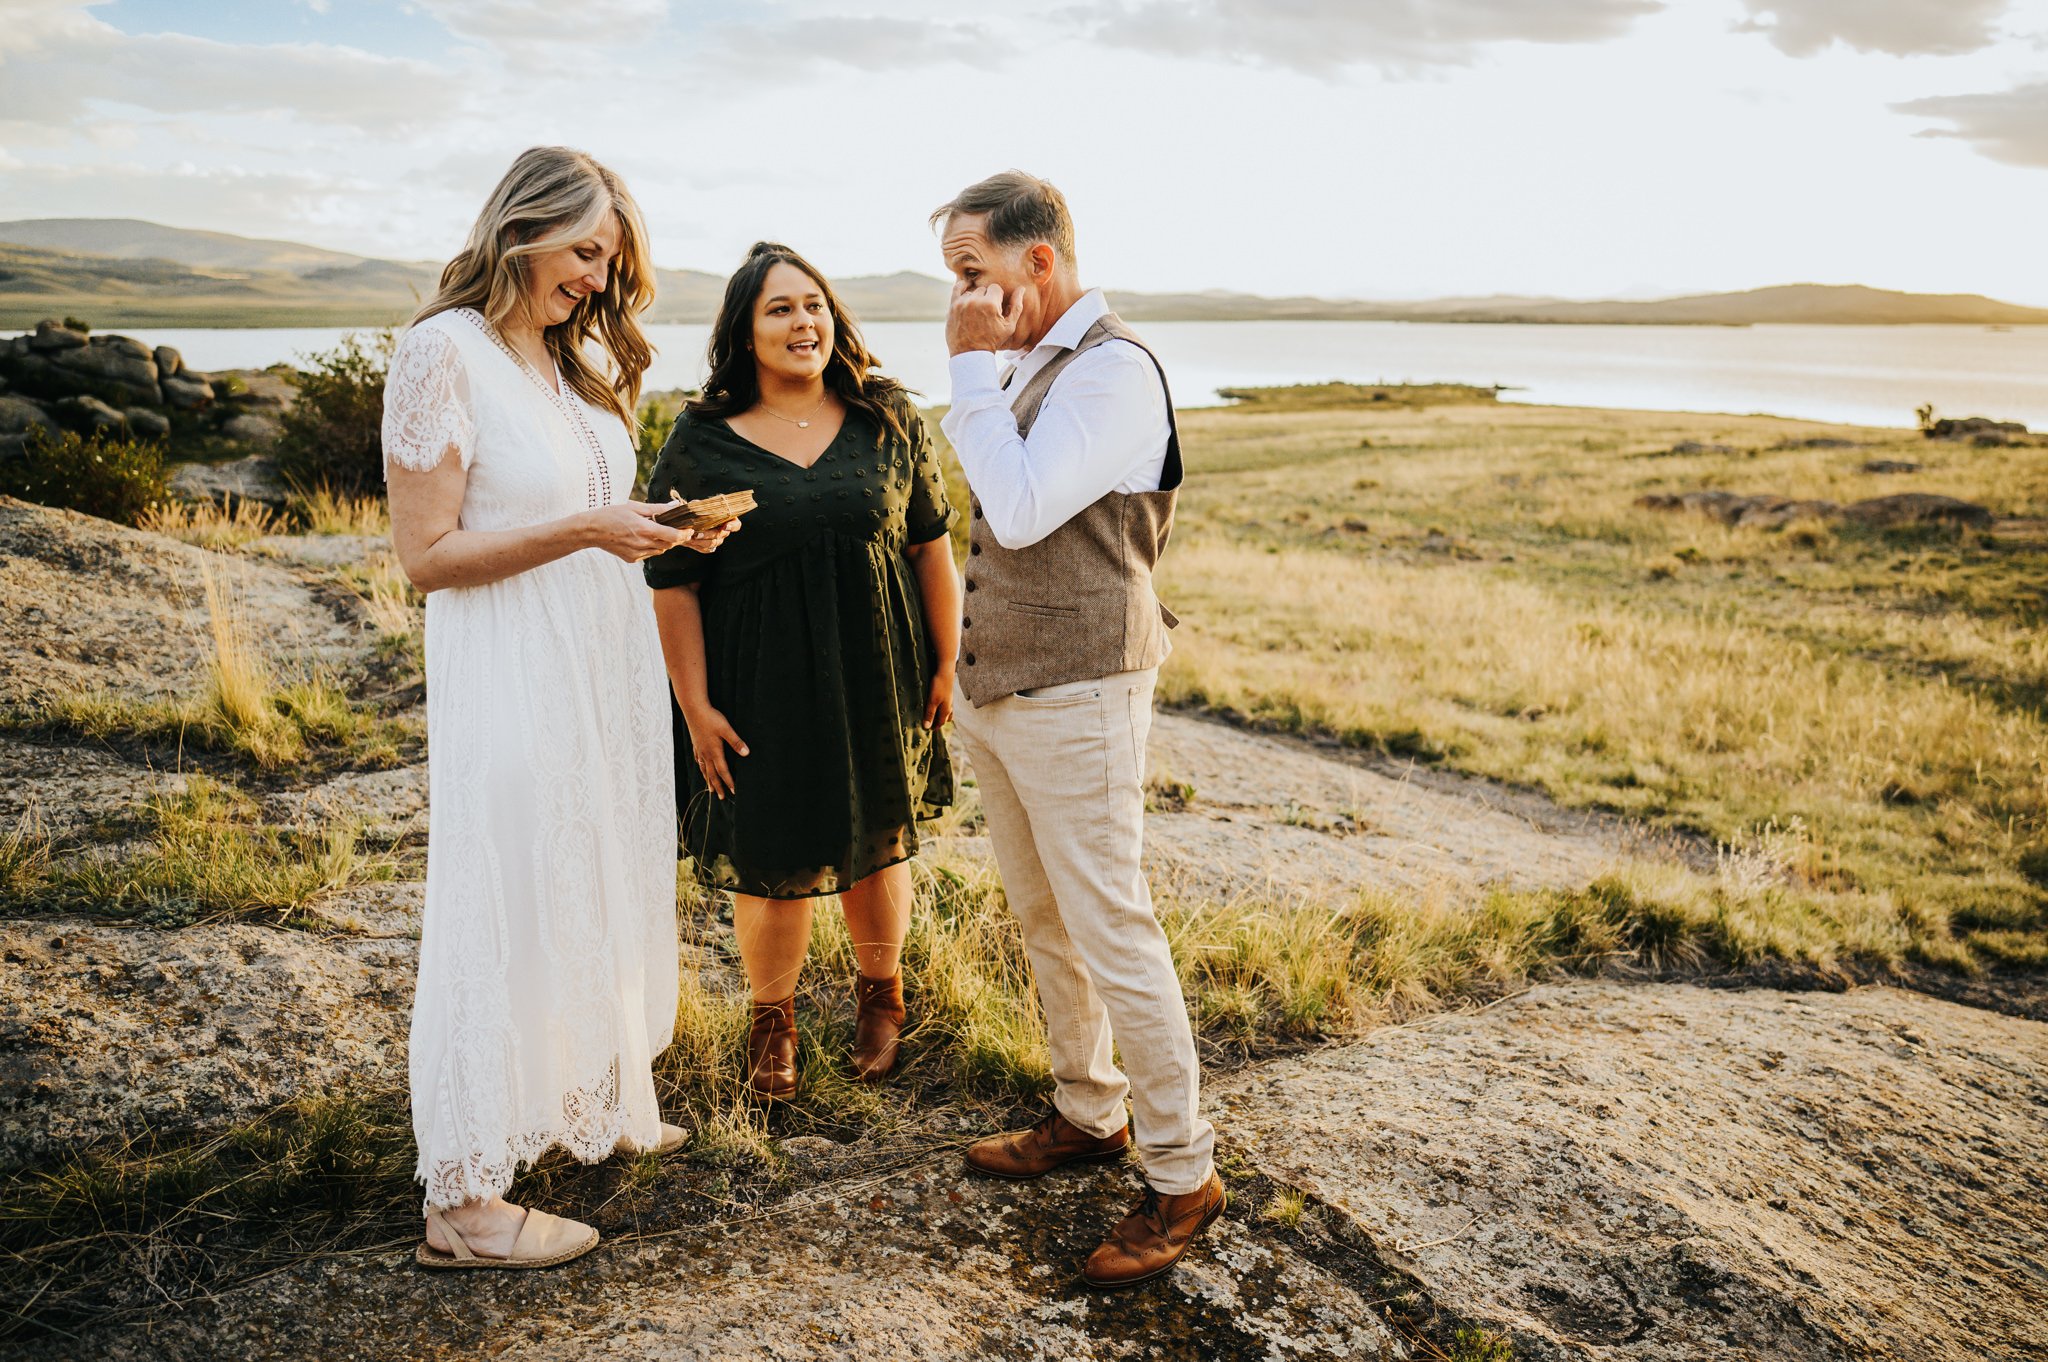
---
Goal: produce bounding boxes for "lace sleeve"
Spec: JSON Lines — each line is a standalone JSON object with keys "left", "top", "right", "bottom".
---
{"left": 381, "top": 324, "right": 475, "bottom": 475}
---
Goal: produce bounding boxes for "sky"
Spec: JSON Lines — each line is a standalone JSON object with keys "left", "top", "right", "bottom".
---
{"left": 0, "top": 0, "right": 2045, "bottom": 303}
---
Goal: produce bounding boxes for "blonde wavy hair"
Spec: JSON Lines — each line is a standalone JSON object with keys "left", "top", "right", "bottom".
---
{"left": 417, "top": 146, "right": 656, "bottom": 426}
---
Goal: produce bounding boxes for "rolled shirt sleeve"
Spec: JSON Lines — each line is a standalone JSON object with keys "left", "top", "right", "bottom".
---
{"left": 940, "top": 340, "right": 1169, "bottom": 551}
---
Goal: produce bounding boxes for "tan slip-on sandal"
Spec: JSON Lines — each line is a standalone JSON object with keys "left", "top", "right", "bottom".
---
{"left": 616, "top": 1121, "right": 689, "bottom": 1157}
{"left": 415, "top": 1206, "right": 599, "bottom": 1271}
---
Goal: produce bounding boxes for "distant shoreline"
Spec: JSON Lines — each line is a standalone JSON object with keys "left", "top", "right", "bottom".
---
{"left": 4, "top": 309, "right": 2044, "bottom": 331}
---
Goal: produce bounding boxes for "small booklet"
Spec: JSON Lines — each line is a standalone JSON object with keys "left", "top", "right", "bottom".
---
{"left": 655, "top": 489, "right": 756, "bottom": 531}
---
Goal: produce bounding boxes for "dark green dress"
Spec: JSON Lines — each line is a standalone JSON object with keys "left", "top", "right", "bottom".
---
{"left": 642, "top": 397, "right": 954, "bottom": 899}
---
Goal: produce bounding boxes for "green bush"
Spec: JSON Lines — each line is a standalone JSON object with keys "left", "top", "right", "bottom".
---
{"left": 635, "top": 388, "right": 692, "bottom": 498}
{"left": 0, "top": 426, "right": 167, "bottom": 524}
{"left": 274, "top": 331, "right": 392, "bottom": 495}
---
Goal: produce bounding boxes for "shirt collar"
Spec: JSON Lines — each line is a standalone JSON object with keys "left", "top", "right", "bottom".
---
{"left": 1004, "top": 287, "right": 1107, "bottom": 362}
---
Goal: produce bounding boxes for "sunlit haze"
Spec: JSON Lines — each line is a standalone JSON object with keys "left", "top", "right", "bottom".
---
{"left": 2, "top": 0, "right": 2045, "bottom": 302}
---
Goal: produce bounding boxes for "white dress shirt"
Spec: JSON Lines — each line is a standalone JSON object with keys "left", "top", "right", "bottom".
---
{"left": 941, "top": 288, "right": 1172, "bottom": 551}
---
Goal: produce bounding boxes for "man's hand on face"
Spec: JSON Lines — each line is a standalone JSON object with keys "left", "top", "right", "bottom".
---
{"left": 946, "top": 279, "right": 1021, "bottom": 357}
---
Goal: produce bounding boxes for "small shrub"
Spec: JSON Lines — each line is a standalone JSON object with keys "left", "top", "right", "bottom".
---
{"left": 274, "top": 331, "right": 393, "bottom": 495}
{"left": 60, "top": 316, "right": 91, "bottom": 335}
{"left": 635, "top": 389, "right": 692, "bottom": 498}
{"left": 0, "top": 426, "right": 167, "bottom": 524}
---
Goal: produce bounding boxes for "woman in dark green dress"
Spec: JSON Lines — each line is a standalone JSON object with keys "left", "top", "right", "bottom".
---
{"left": 643, "top": 242, "right": 960, "bottom": 1101}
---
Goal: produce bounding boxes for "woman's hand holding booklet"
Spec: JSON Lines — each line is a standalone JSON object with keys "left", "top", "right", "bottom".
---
{"left": 655, "top": 489, "right": 757, "bottom": 532}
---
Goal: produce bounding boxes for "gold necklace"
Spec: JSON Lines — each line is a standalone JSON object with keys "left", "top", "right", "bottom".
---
{"left": 758, "top": 391, "right": 830, "bottom": 430}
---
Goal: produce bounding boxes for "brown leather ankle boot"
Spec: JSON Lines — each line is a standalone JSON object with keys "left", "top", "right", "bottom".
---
{"left": 746, "top": 995, "right": 797, "bottom": 1102}
{"left": 1082, "top": 1171, "right": 1228, "bottom": 1288}
{"left": 965, "top": 1109, "right": 1130, "bottom": 1180}
{"left": 849, "top": 973, "right": 906, "bottom": 1082}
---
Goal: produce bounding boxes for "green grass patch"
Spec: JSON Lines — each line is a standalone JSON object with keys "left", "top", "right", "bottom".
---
{"left": 0, "top": 777, "right": 395, "bottom": 927}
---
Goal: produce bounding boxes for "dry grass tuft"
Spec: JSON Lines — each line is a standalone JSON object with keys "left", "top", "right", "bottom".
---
{"left": 291, "top": 484, "right": 389, "bottom": 537}
{"left": 137, "top": 495, "right": 282, "bottom": 551}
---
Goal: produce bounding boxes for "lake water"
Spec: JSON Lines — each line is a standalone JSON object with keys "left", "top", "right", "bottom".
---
{"left": 15, "top": 321, "right": 2048, "bottom": 430}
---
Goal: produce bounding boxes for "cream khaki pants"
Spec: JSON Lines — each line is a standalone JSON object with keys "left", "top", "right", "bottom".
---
{"left": 952, "top": 667, "right": 1216, "bottom": 1195}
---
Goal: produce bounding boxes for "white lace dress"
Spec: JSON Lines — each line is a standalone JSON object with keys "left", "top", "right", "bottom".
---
{"left": 381, "top": 307, "right": 678, "bottom": 1209}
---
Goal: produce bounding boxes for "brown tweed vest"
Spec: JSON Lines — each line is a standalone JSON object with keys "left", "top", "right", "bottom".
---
{"left": 957, "top": 312, "right": 1182, "bottom": 706}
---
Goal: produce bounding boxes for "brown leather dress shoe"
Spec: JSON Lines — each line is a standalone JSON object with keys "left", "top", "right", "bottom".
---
{"left": 849, "top": 973, "right": 906, "bottom": 1082}
{"left": 747, "top": 995, "right": 797, "bottom": 1102}
{"left": 1081, "top": 1171, "right": 1228, "bottom": 1289}
{"left": 964, "top": 1109, "right": 1130, "bottom": 1180}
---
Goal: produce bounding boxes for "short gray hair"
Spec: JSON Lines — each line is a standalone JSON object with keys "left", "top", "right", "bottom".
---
{"left": 930, "top": 170, "right": 1077, "bottom": 269}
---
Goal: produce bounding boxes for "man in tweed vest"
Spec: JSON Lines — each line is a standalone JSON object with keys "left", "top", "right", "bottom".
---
{"left": 933, "top": 170, "right": 1225, "bottom": 1288}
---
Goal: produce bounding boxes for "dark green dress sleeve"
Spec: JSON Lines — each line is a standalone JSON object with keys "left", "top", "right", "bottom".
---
{"left": 642, "top": 413, "right": 715, "bottom": 591}
{"left": 902, "top": 405, "right": 954, "bottom": 545}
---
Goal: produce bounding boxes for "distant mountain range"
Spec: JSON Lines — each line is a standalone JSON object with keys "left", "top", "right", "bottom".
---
{"left": 3, "top": 218, "right": 2044, "bottom": 329}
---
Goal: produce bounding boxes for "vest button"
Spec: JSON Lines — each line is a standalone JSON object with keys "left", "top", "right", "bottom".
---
{"left": 963, "top": 652, "right": 976, "bottom": 666}
{"left": 965, "top": 579, "right": 977, "bottom": 593}
{"left": 962, "top": 617, "right": 971, "bottom": 629}
{"left": 972, "top": 504, "right": 983, "bottom": 520}
{"left": 969, "top": 544, "right": 981, "bottom": 556}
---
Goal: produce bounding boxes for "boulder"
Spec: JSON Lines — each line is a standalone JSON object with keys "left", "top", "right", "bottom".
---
{"left": 91, "top": 334, "right": 153, "bottom": 364}
{"left": 1925, "top": 416, "right": 2027, "bottom": 441}
{"left": 1839, "top": 492, "right": 1993, "bottom": 529}
{"left": 217, "top": 368, "right": 297, "bottom": 412}
{"left": 0, "top": 919, "right": 420, "bottom": 1160}
{"left": 152, "top": 345, "right": 183, "bottom": 378}
{"left": 47, "top": 337, "right": 160, "bottom": 407}
{"left": 50, "top": 394, "right": 126, "bottom": 433}
{"left": 1862, "top": 460, "right": 1920, "bottom": 474}
{"left": 1734, "top": 497, "right": 1836, "bottom": 529}
{"left": 220, "top": 412, "right": 284, "bottom": 448}
{"left": 160, "top": 372, "right": 216, "bottom": 411}
{"left": 1638, "top": 489, "right": 1990, "bottom": 532}
{"left": 1213, "top": 982, "right": 2048, "bottom": 1362}
{"left": 0, "top": 394, "right": 56, "bottom": 438}
{"left": 123, "top": 407, "right": 171, "bottom": 440}
{"left": 166, "top": 453, "right": 288, "bottom": 507}
{"left": 28, "top": 319, "right": 88, "bottom": 352}
{"left": 1634, "top": 491, "right": 1835, "bottom": 527}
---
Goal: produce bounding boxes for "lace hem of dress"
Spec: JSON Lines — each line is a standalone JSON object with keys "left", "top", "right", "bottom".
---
{"left": 417, "top": 1065, "right": 627, "bottom": 1210}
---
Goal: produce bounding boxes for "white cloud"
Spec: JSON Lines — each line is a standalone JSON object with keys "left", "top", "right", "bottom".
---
{"left": 708, "top": 14, "right": 1003, "bottom": 71}
{"left": 1894, "top": 79, "right": 2048, "bottom": 168}
{"left": 1734, "top": 0, "right": 2010, "bottom": 57}
{"left": 0, "top": 2, "right": 459, "bottom": 133}
{"left": 1080, "top": 0, "right": 1664, "bottom": 76}
{"left": 405, "top": 0, "right": 672, "bottom": 67}
{"left": 0, "top": 159, "right": 390, "bottom": 235}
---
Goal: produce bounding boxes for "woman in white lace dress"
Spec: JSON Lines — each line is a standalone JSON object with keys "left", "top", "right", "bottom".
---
{"left": 382, "top": 147, "right": 727, "bottom": 1270}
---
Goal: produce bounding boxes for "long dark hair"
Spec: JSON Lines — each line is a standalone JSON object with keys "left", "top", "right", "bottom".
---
{"left": 688, "top": 241, "right": 911, "bottom": 446}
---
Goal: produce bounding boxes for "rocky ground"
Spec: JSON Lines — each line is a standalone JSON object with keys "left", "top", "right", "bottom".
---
{"left": 43, "top": 983, "right": 2046, "bottom": 1362}
{"left": 4, "top": 499, "right": 2044, "bottom": 1361}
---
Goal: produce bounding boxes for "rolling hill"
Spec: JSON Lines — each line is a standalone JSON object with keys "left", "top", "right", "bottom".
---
{"left": 2, "top": 219, "right": 2043, "bottom": 328}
